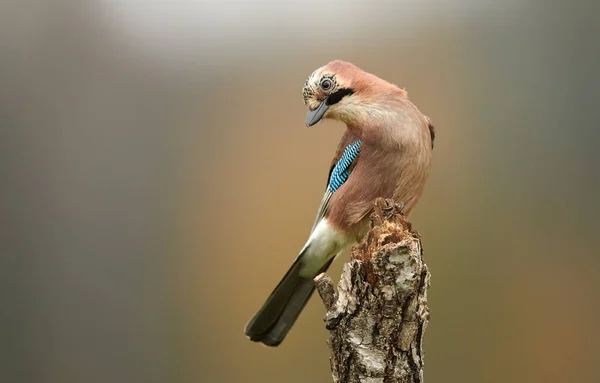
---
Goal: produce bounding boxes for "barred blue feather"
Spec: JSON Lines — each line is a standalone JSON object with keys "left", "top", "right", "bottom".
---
{"left": 328, "top": 140, "right": 362, "bottom": 193}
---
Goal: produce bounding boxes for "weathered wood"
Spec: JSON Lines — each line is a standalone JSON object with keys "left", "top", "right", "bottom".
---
{"left": 314, "top": 198, "right": 430, "bottom": 383}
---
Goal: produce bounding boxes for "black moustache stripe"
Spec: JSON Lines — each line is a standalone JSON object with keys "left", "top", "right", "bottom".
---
{"left": 326, "top": 88, "right": 355, "bottom": 105}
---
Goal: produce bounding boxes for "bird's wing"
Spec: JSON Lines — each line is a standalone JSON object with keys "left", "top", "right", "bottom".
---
{"left": 426, "top": 116, "right": 435, "bottom": 149}
{"left": 309, "top": 130, "right": 362, "bottom": 232}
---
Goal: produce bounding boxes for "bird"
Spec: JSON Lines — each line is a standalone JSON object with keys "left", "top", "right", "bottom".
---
{"left": 245, "top": 60, "right": 435, "bottom": 347}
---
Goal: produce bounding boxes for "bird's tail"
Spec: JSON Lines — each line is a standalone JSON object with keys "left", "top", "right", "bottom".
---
{"left": 245, "top": 254, "right": 332, "bottom": 347}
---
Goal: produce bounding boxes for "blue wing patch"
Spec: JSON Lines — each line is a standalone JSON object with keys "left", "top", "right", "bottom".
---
{"left": 328, "top": 140, "right": 361, "bottom": 193}
{"left": 309, "top": 140, "right": 362, "bottom": 232}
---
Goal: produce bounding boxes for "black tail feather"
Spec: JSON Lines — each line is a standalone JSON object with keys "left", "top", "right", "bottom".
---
{"left": 245, "top": 256, "right": 333, "bottom": 346}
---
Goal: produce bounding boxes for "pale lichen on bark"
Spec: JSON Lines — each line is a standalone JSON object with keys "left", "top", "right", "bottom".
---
{"left": 314, "top": 198, "right": 431, "bottom": 383}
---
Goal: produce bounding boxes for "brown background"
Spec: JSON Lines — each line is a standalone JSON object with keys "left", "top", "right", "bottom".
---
{"left": 2, "top": 1, "right": 599, "bottom": 382}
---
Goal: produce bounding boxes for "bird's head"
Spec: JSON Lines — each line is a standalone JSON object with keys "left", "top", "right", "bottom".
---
{"left": 302, "top": 60, "right": 402, "bottom": 127}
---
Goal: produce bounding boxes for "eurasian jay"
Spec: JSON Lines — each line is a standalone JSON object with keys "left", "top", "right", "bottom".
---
{"left": 245, "top": 60, "right": 435, "bottom": 346}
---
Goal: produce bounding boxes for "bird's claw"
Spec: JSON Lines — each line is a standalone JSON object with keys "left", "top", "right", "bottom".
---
{"left": 383, "top": 201, "right": 394, "bottom": 219}
{"left": 383, "top": 201, "right": 405, "bottom": 219}
{"left": 396, "top": 203, "right": 405, "bottom": 215}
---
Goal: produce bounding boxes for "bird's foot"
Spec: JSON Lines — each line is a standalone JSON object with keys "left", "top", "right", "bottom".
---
{"left": 395, "top": 202, "right": 405, "bottom": 216}
{"left": 383, "top": 200, "right": 405, "bottom": 219}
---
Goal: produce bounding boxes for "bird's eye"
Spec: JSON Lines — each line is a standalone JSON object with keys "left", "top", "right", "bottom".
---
{"left": 320, "top": 78, "right": 333, "bottom": 91}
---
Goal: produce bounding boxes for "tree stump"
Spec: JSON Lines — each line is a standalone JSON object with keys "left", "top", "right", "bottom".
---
{"left": 314, "top": 198, "right": 431, "bottom": 383}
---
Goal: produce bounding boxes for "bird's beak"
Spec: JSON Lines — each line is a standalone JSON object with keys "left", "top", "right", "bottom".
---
{"left": 305, "top": 99, "right": 329, "bottom": 127}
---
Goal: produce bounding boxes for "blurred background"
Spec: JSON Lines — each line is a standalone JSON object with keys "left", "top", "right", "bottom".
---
{"left": 2, "top": 0, "right": 600, "bottom": 382}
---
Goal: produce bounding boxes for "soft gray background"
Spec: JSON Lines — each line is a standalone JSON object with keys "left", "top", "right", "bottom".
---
{"left": 2, "top": 1, "right": 599, "bottom": 382}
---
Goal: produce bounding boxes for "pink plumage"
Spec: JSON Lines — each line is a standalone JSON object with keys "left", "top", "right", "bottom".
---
{"left": 245, "top": 60, "right": 434, "bottom": 346}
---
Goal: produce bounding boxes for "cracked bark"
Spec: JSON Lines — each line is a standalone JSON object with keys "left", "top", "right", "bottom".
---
{"left": 314, "top": 198, "right": 431, "bottom": 383}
